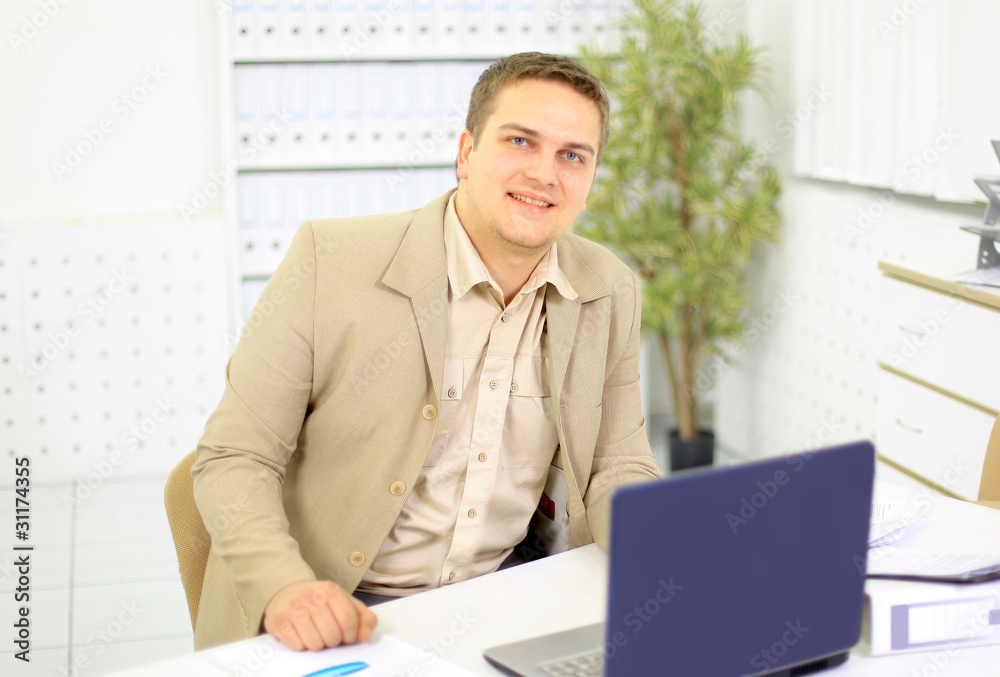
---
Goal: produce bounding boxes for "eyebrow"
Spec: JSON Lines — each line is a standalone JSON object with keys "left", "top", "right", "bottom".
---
{"left": 496, "top": 123, "right": 596, "bottom": 159}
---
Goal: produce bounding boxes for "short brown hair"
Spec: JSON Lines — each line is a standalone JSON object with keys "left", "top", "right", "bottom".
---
{"left": 465, "top": 52, "right": 610, "bottom": 164}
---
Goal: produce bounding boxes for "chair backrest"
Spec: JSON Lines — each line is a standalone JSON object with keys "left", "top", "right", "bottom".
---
{"left": 979, "top": 415, "right": 1000, "bottom": 505}
{"left": 164, "top": 450, "right": 211, "bottom": 630}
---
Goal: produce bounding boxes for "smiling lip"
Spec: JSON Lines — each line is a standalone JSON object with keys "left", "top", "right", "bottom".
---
{"left": 508, "top": 192, "right": 554, "bottom": 208}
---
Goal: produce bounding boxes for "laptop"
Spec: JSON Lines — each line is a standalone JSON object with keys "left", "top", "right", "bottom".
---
{"left": 484, "top": 441, "right": 875, "bottom": 677}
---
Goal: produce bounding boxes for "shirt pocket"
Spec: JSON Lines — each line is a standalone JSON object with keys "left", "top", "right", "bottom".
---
{"left": 501, "top": 355, "right": 559, "bottom": 469}
{"left": 423, "top": 358, "right": 464, "bottom": 467}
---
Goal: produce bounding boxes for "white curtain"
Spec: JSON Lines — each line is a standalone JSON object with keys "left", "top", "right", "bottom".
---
{"left": 787, "top": 0, "right": 1000, "bottom": 203}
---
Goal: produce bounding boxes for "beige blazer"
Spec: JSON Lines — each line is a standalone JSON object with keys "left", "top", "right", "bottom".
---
{"left": 191, "top": 189, "right": 661, "bottom": 649}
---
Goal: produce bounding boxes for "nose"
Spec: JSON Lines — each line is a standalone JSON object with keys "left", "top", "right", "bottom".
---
{"left": 523, "top": 148, "right": 558, "bottom": 186}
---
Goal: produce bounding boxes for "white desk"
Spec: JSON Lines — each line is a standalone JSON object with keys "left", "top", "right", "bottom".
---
{"left": 110, "top": 494, "right": 1000, "bottom": 676}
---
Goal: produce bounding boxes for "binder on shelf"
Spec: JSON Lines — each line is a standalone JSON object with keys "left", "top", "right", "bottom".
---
{"left": 307, "top": 0, "right": 335, "bottom": 57}
{"left": 413, "top": 65, "right": 440, "bottom": 162}
{"left": 361, "top": 0, "right": 389, "bottom": 57}
{"left": 385, "top": 0, "right": 412, "bottom": 57}
{"left": 334, "top": 0, "right": 362, "bottom": 58}
{"left": 283, "top": 0, "right": 309, "bottom": 57}
{"left": 559, "top": 0, "right": 587, "bottom": 54}
{"left": 257, "top": 65, "right": 285, "bottom": 167}
{"left": 589, "top": 0, "right": 611, "bottom": 51}
{"left": 389, "top": 64, "right": 416, "bottom": 164}
{"left": 234, "top": 66, "right": 260, "bottom": 165}
{"left": 862, "top": 577, "right": 1000, "bottom": 656}
{"left": 362, "top": 63, "right": 391, "bottom": 164}
{"left": 312, "top": 171, "right": 339, "bottom": 220}
{"left": 232, "top": 0, "right": 258, "bottom": 60}
{"left": 512, "top": 0, "right": 542, "bottom": 53}
{"left": 488, "top": 0, "right": 513, "bottom": 55}
{"left": 411, "top": 0, "right": 436, "bottom": 55}
{"left": 310, "top": 64, "right": 339, "bottom": 166}
{"left": 283, "top": 65, "right": 312, "bottom": 165}
{"left": 463, "top": 0, "right": 488, "bottom": 57}
{"left": 257, "top": 0, "right": 284, "bottom": 58}
{"left": 437, "top": 0, "right": 462, "bottom": 56}
{"left": 337, "top": 68, "right": 364, "bottom": 165}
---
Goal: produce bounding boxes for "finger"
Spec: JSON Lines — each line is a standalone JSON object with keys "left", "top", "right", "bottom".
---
{"left": 303, "top": 587, "right": 344, "bottom": 648}
{"left": 291, "top": 613, "right": 328, "bottom": 652}
{"left": 328, "top": 590, "right": 360, "bottom": 644}
{"left": 350, "top": 596, "right": 379, "bottom": 642}
{"left": 270, "top": 618, "right": 305, "bottom": 652}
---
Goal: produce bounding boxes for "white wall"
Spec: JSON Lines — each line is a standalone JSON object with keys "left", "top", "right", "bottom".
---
{"left": 707, "top": 0, "right": 991, "bottom": 458}
{"left": 1, "top": 0, "right": 225, "bottom": 221}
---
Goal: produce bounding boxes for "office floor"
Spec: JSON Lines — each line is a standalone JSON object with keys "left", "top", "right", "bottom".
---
{"left": 0, "top": 476, "right": 193, "bottom": 676}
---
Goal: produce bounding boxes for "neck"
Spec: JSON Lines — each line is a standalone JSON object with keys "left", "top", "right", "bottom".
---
{"left": 482, "top": 252, "right": 545, "bottom": 306}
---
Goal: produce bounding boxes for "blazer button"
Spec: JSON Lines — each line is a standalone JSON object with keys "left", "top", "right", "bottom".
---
{"left": 390, "top": 481, "right": 405, "bottom": 496}
{"left": 349, "top": 552, "right": 366, "bottom": 567}
{"left": 422, "top": 404, "right": 437, "bottom": 420}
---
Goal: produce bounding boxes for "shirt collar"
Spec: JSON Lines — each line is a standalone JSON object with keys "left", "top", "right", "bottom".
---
{"left": 443, "top": 192, "right": 579, "bottom": 302}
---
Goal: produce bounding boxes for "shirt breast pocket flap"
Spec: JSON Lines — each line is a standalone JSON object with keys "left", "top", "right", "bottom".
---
{"left": 502, "top": 356, "right": 558, "bottom": 469}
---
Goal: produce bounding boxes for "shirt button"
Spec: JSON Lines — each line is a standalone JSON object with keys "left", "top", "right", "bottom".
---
{"left": 448, "top": 387, "right": 457, "bottom": 398}
{"left": 468, "top": 508, "right": 477, "bottom": 518}
{"left": 448, "top": 571, "right": 456, "bottom": 581}
{"left": 501, "top": 312, "right": 509, "bottom": 322}
{"left": 349, "top": 552, "right": 366, "bottom": 567}
{"left": 489, "top": 380, "right": 498, "bottom": 390}
{"left": 510, "top": 382, "right": 519, "bottom": 393}
{"left": 478, "top": 452, "right": 487, "bottom": 462}
{"left": 421, "top": 404, "right": 437, "bottom": 420}
{"left": 389, "top": 481, "right": 405, "bottom": 496}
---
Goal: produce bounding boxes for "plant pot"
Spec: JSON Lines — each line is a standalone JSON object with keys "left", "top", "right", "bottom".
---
{"left": 668, "top": 429, "right": 714, "bottom": 472}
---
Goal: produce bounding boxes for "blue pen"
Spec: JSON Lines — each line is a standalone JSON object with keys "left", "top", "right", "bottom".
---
{"left": 302, "top": 661, "right": 369, "bottom": 677}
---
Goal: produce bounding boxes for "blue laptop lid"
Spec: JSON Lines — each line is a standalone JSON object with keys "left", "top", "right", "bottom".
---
{"left": 604, "top": 441, "right": 875, "bottom": 677}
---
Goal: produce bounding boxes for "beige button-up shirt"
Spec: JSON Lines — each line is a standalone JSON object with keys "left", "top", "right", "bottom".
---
{"left": 358, "top": 193, "right": 578, "bottom": 595}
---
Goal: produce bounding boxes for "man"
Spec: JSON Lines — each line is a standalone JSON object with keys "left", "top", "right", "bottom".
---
{"left": 191, "top": 52, "right": 661, "bottom": 652}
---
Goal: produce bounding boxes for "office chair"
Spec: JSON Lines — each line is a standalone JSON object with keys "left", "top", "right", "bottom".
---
{"left": 978, "top": 414, "right": 1000, "bottom": 509}
{"left": 164, "top": 450, "right": 212, "bottom": 631}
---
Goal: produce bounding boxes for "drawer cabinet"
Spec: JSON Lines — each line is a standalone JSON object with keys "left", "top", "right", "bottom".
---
{"left": 878, "top": 262, "right": 1000, "bottom": 499}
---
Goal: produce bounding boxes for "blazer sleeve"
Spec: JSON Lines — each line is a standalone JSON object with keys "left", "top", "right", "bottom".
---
{"left": 191, "top": 221, "right": 320, "bottom": 632}
{"left": 584, "top": 269, "right": 663, "bottom": 549}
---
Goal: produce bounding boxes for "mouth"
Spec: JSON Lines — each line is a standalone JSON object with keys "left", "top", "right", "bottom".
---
{"left": 508, "top": 192, "right": 554, "bottom": 209}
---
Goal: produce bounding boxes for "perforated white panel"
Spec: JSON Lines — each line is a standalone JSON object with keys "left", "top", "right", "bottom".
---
{"left": 0, "top": 219, "right": 232, "bottom": 485}
{"left": 715, "top": 179, "right": 979, "bottom": 458}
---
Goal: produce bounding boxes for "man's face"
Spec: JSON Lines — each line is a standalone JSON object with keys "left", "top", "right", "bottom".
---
{"left": 455, "top": 78, "right": 602, "bottom": 260}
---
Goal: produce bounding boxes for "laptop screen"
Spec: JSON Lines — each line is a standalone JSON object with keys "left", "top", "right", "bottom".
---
{"left": 604, "top": 441, "right": 875, "bottom": 676}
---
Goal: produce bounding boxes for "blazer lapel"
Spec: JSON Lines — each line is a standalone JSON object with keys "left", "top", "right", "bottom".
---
{"left": 381, "top": 190, "right": 454, "bottom": 402}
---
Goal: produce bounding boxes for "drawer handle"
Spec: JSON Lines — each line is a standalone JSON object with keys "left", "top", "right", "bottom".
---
{"left": 898, "top": 325, "right": 927, "bottom": 337}
{"left": 895, "top": 418, "right": 923, "bottom": 434}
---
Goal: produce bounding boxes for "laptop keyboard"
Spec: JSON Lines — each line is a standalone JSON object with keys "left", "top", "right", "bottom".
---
{"left": 537, "top": 649, "right": 604, "bottom": 676}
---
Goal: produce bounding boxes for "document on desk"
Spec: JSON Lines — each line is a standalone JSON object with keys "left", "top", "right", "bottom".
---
{"left": 200, "top": 633, "right": 480, "bottom": 677}
{"left": 867, "top": 547, "right": 1000, "bottom": 583}
{"left": 868, "top": 488, "right": 930, "bottom": 547}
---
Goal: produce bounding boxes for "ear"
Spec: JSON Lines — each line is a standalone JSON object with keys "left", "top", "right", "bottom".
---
{"left": 456, "top": 129, "right": 474, "bottom": 180}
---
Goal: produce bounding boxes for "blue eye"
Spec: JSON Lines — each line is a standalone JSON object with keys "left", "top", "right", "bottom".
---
{"left": 512, "top": 137, "right": 528, "bottom": 146}
{"left": 565, "top": 151, "right": 581, "bottom": 162}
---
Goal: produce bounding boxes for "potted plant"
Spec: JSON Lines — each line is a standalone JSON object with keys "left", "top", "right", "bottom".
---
{"left": 578, "top": 0, "right": 782, "bottom": 470}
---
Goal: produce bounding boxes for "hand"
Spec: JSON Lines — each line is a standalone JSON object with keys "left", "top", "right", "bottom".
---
{"left": 262, "top": 580, "right": 378, "bottom": 651}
